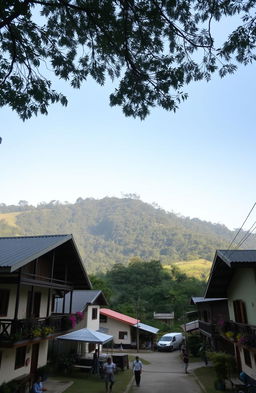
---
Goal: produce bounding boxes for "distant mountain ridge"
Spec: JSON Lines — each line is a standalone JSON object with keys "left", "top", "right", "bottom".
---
{"left": 0, "top": 197, "right": 254, "bottom": 273}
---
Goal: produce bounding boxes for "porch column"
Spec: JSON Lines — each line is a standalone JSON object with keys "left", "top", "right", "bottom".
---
{"left": 69, "top": 290, "right": 73, "bottom": 314}
{"left": 47, "top": 251, "right": 55, "bottom": 317}
{"left": 14, "top": 271, "right": 21, "bottom": 319}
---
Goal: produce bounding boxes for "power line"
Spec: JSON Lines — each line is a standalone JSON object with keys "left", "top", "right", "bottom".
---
{"left": 227, "top": 202, "right": 256, "bottom": 250}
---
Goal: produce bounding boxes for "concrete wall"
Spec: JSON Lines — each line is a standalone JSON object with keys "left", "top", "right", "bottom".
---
{"left": 227, "top": 268, "right": 256, "bottom": 325}
{"left": 0, "top": 340, "right": 48, "bottom": 385}
{"left": 86, "top": 305, "right": 100, "bottom": 330}
{"left": 100, "top": 318, "right": 131, "bottom": 345}
{"left": 0, "top": 285, "right": 50, "bottom": 385}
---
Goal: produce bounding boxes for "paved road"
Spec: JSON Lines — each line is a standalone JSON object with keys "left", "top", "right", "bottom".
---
{"left": 129, "top": 351, "right": 203, "bottom": 393}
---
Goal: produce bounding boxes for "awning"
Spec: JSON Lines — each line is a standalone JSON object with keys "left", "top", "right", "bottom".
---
{"left": 133, "top": 322, "right": 159, "bottom": 334}
{"left": 57, "top": 328, "right": 113, "bottom": 344}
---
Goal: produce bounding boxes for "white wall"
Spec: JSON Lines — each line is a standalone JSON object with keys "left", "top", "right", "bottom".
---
{"left": 86, "top": 305, "right": 100, "bottom": 330}
{"left": 227, "top": 268, "right": 256, "bottom": 325}
{"left": 100, "top": 318, "right": 131, "bottom": 345}
{"left": 0, "top": 341, "right": 48, "bottom": 385}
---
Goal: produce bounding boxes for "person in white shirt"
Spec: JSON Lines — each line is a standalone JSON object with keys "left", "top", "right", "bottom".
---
{"left": 103, "top": 357, "right": 116, "bottom": 392}
{"left": 133, "top": 356, "right": 143, "bottom": 387}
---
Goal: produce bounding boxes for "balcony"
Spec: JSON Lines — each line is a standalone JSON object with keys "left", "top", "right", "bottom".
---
{"left": 0, "top": 314, "right": 73, "bottom": 346}
{"left": 199, "top": 320, "right": 217, "bottom": 336}
{"left": 223, "top": 320, "right": 256, "bottom": 337}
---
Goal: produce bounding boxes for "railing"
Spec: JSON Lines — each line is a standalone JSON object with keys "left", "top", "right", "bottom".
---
{"left": 20, "top": 272, "right": 73, "bottom": 288}
{"left": 199, "top": 320, "right": 216, "bottom": 336}
{"left": 0, "top": 314, "right": 73, "bottom": 343}
{"left": 224, "top": 320, "right": 256, "bottom": 337}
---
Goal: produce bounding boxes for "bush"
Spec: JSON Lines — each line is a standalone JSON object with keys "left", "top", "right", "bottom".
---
{"left": 187, "top": 334, "right": 202, "bottom": 356}
{"left": 208, "top": 352, "right": 236, "bottom": 383}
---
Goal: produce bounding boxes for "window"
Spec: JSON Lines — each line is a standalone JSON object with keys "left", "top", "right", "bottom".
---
{"left": 203, "top": 310, "right": 208, "bottom": 322}
{"left": 15, "top": 346, "right": 26, "bottom": 369}
{"left": 92, "top": 308, "right": 98, "bottom": 320}
{"left": 26, "top": 291, "right": 41, "bottom": 318}
{"left": 243, "top": 348, "right": 252, "bottom": 368}
{"left": 119, "top": 331, "right": 128, "bottom": 340}
{"left": 233, "top": 300, "right": 248, "bottom": 324}
{"left": 100, "top": 314, "right": 107, "bottom": 323}
{"left": 0, "top": 289, "right": 10, "bottom": 316}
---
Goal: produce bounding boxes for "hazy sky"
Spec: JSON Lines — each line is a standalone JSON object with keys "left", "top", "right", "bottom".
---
{"left": 1, "top": 20, "right": 256, "bottom": 231}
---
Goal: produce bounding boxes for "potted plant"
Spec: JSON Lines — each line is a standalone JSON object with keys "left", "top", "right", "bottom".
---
{"left": 209, "top": 352, "right": 236, "bottom": 390}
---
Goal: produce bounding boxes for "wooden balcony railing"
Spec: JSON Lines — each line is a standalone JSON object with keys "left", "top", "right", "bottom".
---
{"left": 198, "top": 320, "right": 216, "bottom": 336}
{"left": 0, "top": 314, "right": 73, "bottom": 344}
{"left": 224, "top": 320, "right": 256, "bottom": 337}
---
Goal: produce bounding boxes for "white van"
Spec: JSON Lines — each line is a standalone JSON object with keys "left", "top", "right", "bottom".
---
{"left": 157, "top": 332, "right": 184, "bottom": 352}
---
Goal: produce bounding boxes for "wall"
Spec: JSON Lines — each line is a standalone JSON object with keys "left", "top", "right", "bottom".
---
{"left": 0, "top": 341, "right": 48, "bottom": 385}
{"left": 227, "top": 268, "right": 256, "bottom": 325}
{"left": 86, "top": 305, "right": 100, "bottom": 330}
{"left": 100, "top": 318, "right": 131, "bottom": 345}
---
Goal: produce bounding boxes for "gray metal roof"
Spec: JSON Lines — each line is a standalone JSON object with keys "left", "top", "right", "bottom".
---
{"left": 133, "top": 322, "right": 159, "bottom": 334}
{"left": 0, "top": 235, "right": 72, "bottom": 271}
{"left": 57, "top": 328, "right": 113, "bottom": 344}
{"left": 191, "top": 297, "right": 227, "bottom": 304}
{"left": 217, "top": 249, "right": 256, "bottom": 266}
{"left": 55, "top": 290, "right": 108, "bottom": 313}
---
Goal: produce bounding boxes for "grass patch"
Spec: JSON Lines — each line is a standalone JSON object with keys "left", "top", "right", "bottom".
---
{"left": 0, "top": 212, "right": 21, "bottom": 227}
{"left": 194, "top": 367, "right": 232, "bottom": 393}
{"left": 164, "top": 259, "right": 211, "bottom": 280}
{"left": 51, "top": 369, "right": 132, "bottom": 393}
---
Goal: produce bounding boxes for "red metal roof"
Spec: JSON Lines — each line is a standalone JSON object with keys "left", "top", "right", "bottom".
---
{"left": 100, "top": 308, "right": 140, "bottom": 325}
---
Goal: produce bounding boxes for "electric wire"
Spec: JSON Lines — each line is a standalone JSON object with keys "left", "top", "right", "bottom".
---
{"left": 227, "top": 202, "right": 256, "bottom": 250}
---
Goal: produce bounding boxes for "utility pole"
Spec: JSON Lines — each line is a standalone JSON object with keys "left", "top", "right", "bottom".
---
{"left": 136, "top": 297, "right": 140, "bottom": 353}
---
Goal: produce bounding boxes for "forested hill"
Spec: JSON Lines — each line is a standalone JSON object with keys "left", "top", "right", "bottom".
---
{"left": 0, "top": 197, "right": 252, "bottom": 273}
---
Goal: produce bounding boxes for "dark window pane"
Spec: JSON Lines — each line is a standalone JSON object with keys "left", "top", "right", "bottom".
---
{"left": 15, "top": 346, "right": 26, "bottom": 369}
{"left": 92, "top": 308, "right": 98, "bottom": 320}
{"left": 0, "top": 289, "right": 10, "bottom": 316}
{"left": 243, "top": 348, "right": 252, "bottom": 368}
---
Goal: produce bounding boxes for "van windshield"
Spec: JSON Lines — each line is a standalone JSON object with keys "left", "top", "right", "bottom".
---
{"left": 160, "top": 336, "right": 172, "bottom": 342}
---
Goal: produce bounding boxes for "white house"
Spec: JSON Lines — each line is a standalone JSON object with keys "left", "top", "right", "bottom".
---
{"left": 0, "top": 235, "right": 91, "bottom": 391}
{"left": 99, "top": 308, "right": 159, "bottom": 349}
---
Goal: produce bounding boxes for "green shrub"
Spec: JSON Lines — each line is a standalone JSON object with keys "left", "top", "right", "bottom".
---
{"left": 208, "top": 352, "right": 236, "bottom": 383}
{"left": 187, "top": 334, "right": 202, "bottom": 356}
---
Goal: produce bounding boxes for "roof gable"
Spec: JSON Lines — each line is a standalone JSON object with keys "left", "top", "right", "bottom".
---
{"left": 205, "top": 249, "right": 256, "bottom": 298}
{"left": 0, "top": 235, "right": 72, "bottom": 271}
{"left": 100, "top": 308, "right": 139, "bottom": 325}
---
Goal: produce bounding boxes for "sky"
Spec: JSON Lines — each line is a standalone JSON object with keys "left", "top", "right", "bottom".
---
{"left": 1, "top": 18, "right": 256, "bottom": 231}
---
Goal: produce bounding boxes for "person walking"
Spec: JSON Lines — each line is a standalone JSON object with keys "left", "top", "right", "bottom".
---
{"left": 92, "top": 348, "right": 99, "bottom": 374}
{"left": 103, "top": 357, "right": 116, "bottom": 393}
{"left": 183, "top": 350, "right": 189, "bottom": 374}
{"left": 133, "top": 356, "right": 143, "bottom": 387}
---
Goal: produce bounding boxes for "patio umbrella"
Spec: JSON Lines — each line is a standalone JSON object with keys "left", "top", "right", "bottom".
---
{"left": 57, "top": 328, "right": 113, "bottom": 344}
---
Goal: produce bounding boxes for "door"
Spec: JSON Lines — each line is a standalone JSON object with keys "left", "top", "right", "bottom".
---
{"left": 30, "top": 343, "right": 39, "bottom": 376}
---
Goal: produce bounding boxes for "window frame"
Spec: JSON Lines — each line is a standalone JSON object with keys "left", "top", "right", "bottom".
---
{"left": 92, "top": 307, "right": 98, "bottom": 320}
{"left": 0, "top": 289, "right": 10, "bottom": 317}
{"left": 15, "top": 346, "right": 27, "bottom": 369}
{"left": 118, "top": 331, "right": 128, "bottom": 340}
{"left": 243, "top": 348, "right": 252, "bottom": 368}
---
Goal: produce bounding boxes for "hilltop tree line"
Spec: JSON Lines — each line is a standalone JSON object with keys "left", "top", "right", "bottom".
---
{"left": 1, "top": 197, "right": 255, "bottom": 273}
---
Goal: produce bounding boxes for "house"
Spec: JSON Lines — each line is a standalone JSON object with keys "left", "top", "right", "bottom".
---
{"left": 190, "top": 296, "right": 229, "bottom": 351}
{"left": 193, "top": 250, "right": 256, "bottom": 381}
{"left": 0, "top": 235, "right": 91, "bottom": 391}
{"left": 54, "top": 290, "right": 108, "bottom": 355}
{"left": 99, "top": 308, "right": 159, "bottom": 349}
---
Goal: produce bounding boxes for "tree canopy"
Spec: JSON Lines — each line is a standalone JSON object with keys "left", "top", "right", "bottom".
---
{"left": 99, "top": 259, "right": 205, "bottom": 322}
{"left": 1, "top": 0, "right": 255, "bottom": 120}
